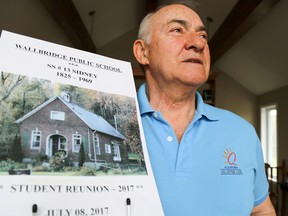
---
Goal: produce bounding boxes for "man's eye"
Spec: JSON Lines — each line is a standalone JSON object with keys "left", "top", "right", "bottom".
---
{"left": 199, "top": 34, "right": 208, "bottom": 40}
{"left": 171, "top": 28, "right": 181, "bottom": 33}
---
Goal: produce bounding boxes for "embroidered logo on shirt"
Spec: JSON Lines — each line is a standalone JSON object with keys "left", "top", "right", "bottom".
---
{"left": 220, "top": 148, "right": 243, "bottom": 175}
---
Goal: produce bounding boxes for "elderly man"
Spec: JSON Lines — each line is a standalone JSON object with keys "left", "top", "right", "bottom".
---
{"left": 133, "top": 1, "right": 275, "bottom": 216}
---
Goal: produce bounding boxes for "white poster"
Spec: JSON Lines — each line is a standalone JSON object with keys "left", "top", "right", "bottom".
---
{"left": 0, "top": 30, "right": 164, "bottom": 216}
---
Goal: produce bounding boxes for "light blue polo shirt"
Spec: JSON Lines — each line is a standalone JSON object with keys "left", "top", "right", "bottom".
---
{"left": 137, "top": 83, "right": 268, "bottom": 216}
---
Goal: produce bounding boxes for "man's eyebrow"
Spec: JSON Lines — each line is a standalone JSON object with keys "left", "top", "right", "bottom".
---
{"left": 197, "top": 25, "right": 208, "bottom": 33}
{"left": 167, "top": 19, "right": 189, "bottom": 29}
{"left": 167, "top": 19, "right": 208, "bottom": 33}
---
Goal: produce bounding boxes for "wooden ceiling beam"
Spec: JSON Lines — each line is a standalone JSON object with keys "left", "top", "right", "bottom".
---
{"left": 41, "top": 0, "right": 97, "bottom": 53}
{"left": 209, "top": 0, "right": 279, "bottom": 65}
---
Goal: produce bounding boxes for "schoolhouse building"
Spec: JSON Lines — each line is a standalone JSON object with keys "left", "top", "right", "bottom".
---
{"left": 15, "top": 92, "right": 127, "bottom": 167}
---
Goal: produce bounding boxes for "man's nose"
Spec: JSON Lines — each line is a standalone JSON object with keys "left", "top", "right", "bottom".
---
{"left": 184, "top": 34, "right": 206, "bottom": 52}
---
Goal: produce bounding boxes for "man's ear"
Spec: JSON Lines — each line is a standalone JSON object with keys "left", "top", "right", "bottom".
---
{"left": 133, "top": 39, "right": 149, "bottom": 65}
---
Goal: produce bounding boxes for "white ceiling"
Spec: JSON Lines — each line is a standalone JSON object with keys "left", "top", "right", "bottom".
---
{"left": 72, "top": 0, "right": 146, "bottom": 48}
{"left": 215, "top": 0, "right": 288, "bottom": 95}
{"left": 0, "top": 0, "right": 287, "bottom": 95}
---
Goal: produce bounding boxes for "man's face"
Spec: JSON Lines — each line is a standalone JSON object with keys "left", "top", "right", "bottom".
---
{"left": 146, "top": 4, "right": 211, "bottom": 89}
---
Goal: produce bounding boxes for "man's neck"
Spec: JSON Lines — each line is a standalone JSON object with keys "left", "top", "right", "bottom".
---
{"left": 146, "top": 80, "right": 197, "bottom": 143}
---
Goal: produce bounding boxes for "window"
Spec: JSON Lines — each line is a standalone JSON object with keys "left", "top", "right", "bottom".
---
{"left": 50, "top": 111, "right": 65, "bottom": 121}
{"left": 31, "top": 129, "right": 41, "bottom": 149}
{"left": 261, "top": 104, "right": 277, "bottom": 178}
{"left": 112, "top": 141, "right": 121, "bottom": 161}
{"left": 105, "top": 144, "right": 111, "bottom": 153}
{"left": 94, "top": 135, "right": 100, "bottom": 155}
{"left": 72, "top": 134, "right": 81, "bottom": 152}
{"left": 59, "top": 137, "right": 67, "bottom": 151}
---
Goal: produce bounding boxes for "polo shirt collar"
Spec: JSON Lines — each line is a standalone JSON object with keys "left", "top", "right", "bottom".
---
{"left": 137, "top": 83, "right": 219, "bottom": 121}
{"left": 195, "top": 91, "right": 218, "bottom": 121}
{"left": 137, "top": 83, "right": 154, "bottom": 115}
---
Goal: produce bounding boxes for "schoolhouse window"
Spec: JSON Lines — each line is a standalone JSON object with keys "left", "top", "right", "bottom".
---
{"left": 73, "top": 134, "right": 82, "bottom": 153}
{"left": 105, "top": 144, "right": 111, "bottom": 153}
{"left": 50, "top": 111, "right": 65, "bottom": 121}
{"left": 94, "top": 135, "right": 100, "bottom": 155}
{"left": 31, "top": 129, "right": 41, "bottom": 149}
{"left": 59, "top": 137, "right": 67, "bottom": 151}
{"left": 112, "top": 141, "right": 121, "bottom": 161}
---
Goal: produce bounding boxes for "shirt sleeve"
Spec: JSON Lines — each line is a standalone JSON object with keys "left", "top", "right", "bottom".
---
{"left": 253, "top": 135, "right": 269, "bottom": 207}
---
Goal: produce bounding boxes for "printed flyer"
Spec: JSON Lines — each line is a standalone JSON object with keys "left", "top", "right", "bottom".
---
{"left": 0, "top": 30, "right": 164, "bottom": 216}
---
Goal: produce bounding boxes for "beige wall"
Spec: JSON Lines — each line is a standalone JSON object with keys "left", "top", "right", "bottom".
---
{"left": 258, "top": 86, "right": 288, "bottom": 164}
{"left": 215, "top": 73, "right": 257, "bottom": 127}
{"left": 215, "top": 72, "right": 288, "bottom": 164}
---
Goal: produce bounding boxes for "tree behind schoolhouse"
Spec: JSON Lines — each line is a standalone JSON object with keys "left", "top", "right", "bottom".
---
{"left": 9, "top": 135, "right": 23, "bottom": 163}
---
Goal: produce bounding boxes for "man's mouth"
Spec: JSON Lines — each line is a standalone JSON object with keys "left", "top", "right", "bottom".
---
{"left": 183, "top": 58, "right": 203, "bottom": 64}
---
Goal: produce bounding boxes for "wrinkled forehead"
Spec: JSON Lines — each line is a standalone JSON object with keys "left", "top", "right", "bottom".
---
{"left": 151, "top": 4, "right": 204, "bottom": 29}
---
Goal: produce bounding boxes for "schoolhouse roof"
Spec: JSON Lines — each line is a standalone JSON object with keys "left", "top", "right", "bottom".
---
{"left": 15, "top": 95, "right": 126, "bottom": 140}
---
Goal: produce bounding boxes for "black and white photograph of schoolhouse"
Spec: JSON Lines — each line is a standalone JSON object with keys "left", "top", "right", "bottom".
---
{"left": 0, "top": 72, "right": 146, "bottom": 176}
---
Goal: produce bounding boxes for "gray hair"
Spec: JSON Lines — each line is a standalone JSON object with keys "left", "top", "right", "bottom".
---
{"left": 137, "top": 1, "right": 199, "bottom": 43}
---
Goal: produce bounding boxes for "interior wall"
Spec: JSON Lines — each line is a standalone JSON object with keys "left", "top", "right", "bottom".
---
{"left": 215, "top": 73, "right": 257, "bottom": 127}
{"left": 98, "top": 29, "right": 139, "bottom": 67}
{"left": 257, "top": 85, "right": 288, "bottom": 164}
{"left": 0, "top": 0, "right": 72, "bottom": 48}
